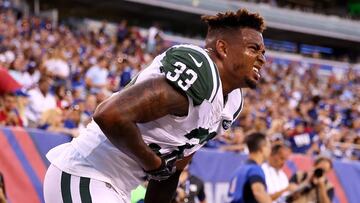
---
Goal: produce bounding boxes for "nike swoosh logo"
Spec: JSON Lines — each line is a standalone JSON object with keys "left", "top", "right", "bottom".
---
{"left": 188, "top": 53, "right": 203, "bottom": 68}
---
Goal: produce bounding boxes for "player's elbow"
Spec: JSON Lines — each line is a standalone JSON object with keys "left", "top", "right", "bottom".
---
{"left": 253, "top": 189, "right": 264, "bottom": 199}
{"left": 93, "top": 100, "right": 121, "bottom": 130}
{"left": 93, "top": 102, "right": 109, "bottom": 128}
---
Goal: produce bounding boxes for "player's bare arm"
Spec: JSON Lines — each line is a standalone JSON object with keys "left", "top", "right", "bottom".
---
{"left": 251, "top": 182, "right": 272, "bottom": 203}
{"left": 93, "top": 77, "right": 189, "bottom": 171}
{"left": 145, "top": 154, "right": 194, "bottom": 203}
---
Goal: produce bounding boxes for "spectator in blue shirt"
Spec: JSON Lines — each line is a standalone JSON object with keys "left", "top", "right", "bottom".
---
{"left": 228, "top": 132, "right": 272, "bottom": 203}
{"left": 286, "top": 120, "right": 318, "bottom": 154}
{"left": 85, "top": 56, "right": 109, "bottom": 93}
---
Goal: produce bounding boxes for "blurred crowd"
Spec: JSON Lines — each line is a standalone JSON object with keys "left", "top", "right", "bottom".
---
{"left": 208, "top": 61, "right": 360, "bottom": 161}
{"left": 0, "top": 5, "right": 359, "bottom": 162}
{"left": 0, "top": 6, "right": 167, "bottom": 137}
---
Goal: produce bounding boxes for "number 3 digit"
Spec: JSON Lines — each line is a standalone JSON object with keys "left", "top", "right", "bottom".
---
{"left": 165, "top": 61, "right": 198, "bottom": 91}
{"left": 166, "top": 62, "right": 186, "bottom": 81}
{"left": 178, "top": 69, "right": 198, "bottom": 91}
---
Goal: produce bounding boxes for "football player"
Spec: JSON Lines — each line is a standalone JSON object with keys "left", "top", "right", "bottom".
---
{"left": 43, "top": 8, "right": 266, "bottom": 203}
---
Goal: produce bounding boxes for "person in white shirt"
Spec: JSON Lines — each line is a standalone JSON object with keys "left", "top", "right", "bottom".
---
{"left": 44, "top": 49, "right": 70, "bottom": 80}
{"left": 262, "top": 143, "right": 297, "bottom": 203}
{"left": 147, "top": 24, "right": 162, "bottom": 54}
{"left": 25, "top": 76, "right": 56, "bottom": 127}
{"left": 24, "top": 61, "right": 41, "bottom": 89}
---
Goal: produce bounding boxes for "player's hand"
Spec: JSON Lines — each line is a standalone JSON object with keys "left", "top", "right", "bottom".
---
{"left": 287, "top": 183, "right": 298, "bottom": 192}
{"left": 145, "top": 151, "right": 182, "bottom": 181}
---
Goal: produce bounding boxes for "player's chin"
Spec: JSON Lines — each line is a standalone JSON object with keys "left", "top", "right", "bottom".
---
{"left": 245, "top": 77, "right": 258, "bottom": 89}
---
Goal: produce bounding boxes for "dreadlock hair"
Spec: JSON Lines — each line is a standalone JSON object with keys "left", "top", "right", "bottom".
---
{"left": 201, "top": 9, "right": 265, "bottom": 36}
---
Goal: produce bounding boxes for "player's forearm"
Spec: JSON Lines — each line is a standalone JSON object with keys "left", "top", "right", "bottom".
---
{"left": 93, "top": 78, "right": 188, "bottom": 171}
{"left": 145, "top": 170, "right": 181, "bottom": 203}
{"left": 94, "top": 115, "right": 161, "bottom": 171}
{"left": 253, "top": 188, "right": 272, "bottom": 203}
{"left": 254, "top": 193, "right": 272, "bottom": 203}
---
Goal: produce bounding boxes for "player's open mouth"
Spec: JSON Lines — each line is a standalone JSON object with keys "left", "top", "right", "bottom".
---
{"left": 253, "top": 66, "right": 261, "bottom": 80}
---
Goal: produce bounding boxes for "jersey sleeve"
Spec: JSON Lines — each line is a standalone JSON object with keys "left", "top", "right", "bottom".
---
{"left": 160, "top": 45, "right": 220, "bottom": 106}
{"left": 248, "top": 166, "right": 266, "bottom": 186}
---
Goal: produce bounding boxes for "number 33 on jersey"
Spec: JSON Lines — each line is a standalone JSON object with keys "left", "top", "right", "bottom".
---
{"left": 160, "top": 45, "right": 220, "bottom": 106}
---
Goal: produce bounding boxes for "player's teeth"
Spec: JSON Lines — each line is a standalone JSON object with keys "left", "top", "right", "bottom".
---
{"left": 253, "top": 67, "right": 260, "bottom": 78}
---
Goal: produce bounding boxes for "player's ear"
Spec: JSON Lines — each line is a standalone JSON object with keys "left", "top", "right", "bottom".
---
{"left": 215, "top": 39, "right": 228, "bottom": 59}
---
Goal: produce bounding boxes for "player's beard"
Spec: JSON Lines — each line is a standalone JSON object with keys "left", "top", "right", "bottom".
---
{"left": 245, "top": 77, "right": 257, "bottom": 89}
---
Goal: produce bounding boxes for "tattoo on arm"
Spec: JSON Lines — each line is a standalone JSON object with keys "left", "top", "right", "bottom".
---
{"left": 93, "top": 77, "right": 189, "bottom": 171}
{"left": 111, "top": 77, "right": 189, "bottom": 122}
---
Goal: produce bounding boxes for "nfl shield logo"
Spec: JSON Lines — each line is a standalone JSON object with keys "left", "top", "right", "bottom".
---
{"left": 222, "top": 120, "right": 232, "bottom": 130}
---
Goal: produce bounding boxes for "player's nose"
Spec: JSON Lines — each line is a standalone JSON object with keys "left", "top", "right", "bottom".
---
{"left": 256, "top": 53, "right": 266, "bottom": 70}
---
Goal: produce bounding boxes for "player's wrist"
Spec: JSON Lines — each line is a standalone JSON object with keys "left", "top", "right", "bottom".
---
{"left": 144, "top": 152, "right": 180, "bottom": 181}
{"left": 141, "top": 154, "right": 162, "bottom": 171}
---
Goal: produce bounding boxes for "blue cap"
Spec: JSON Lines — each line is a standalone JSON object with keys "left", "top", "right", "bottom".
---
{"left": 73, "top": 98, "right": 85, "bottom": 105}
{"left": 293, "top": 118, "right": 304, "bottom": 126}
{"left": 27, "top": 61, "right": 37, "bottom": 70}
{"left": 14, "top": 89, "right": 29, "bottom": 97}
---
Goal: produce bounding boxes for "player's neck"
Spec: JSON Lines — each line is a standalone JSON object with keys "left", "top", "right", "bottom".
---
{"left": 221, "top": 79, "right": 233, "bottom": 96}
{"left": 208, "top": 52, "right": 233, "bottom": 96}
{"left": 248, "top": 153, "right": 264, "bottom": 165}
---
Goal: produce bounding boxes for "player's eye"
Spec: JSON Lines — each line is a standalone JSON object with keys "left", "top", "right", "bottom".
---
{"left": 249, "top": 46, "right": 258, "bottom": 52}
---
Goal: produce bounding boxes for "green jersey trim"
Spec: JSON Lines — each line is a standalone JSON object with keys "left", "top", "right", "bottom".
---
{"left": 211, "top": 63, "right": 220, "bottom": 103}
{"left": 232, "top": 89, "right": 244, "bottom": 120}
{"left": 124, "top": 71, "right": 141, "bottom": 88}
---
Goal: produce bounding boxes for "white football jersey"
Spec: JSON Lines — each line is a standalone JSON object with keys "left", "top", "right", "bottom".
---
{"left": 46, "top": 44, "right": 244, "bottom": 199}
